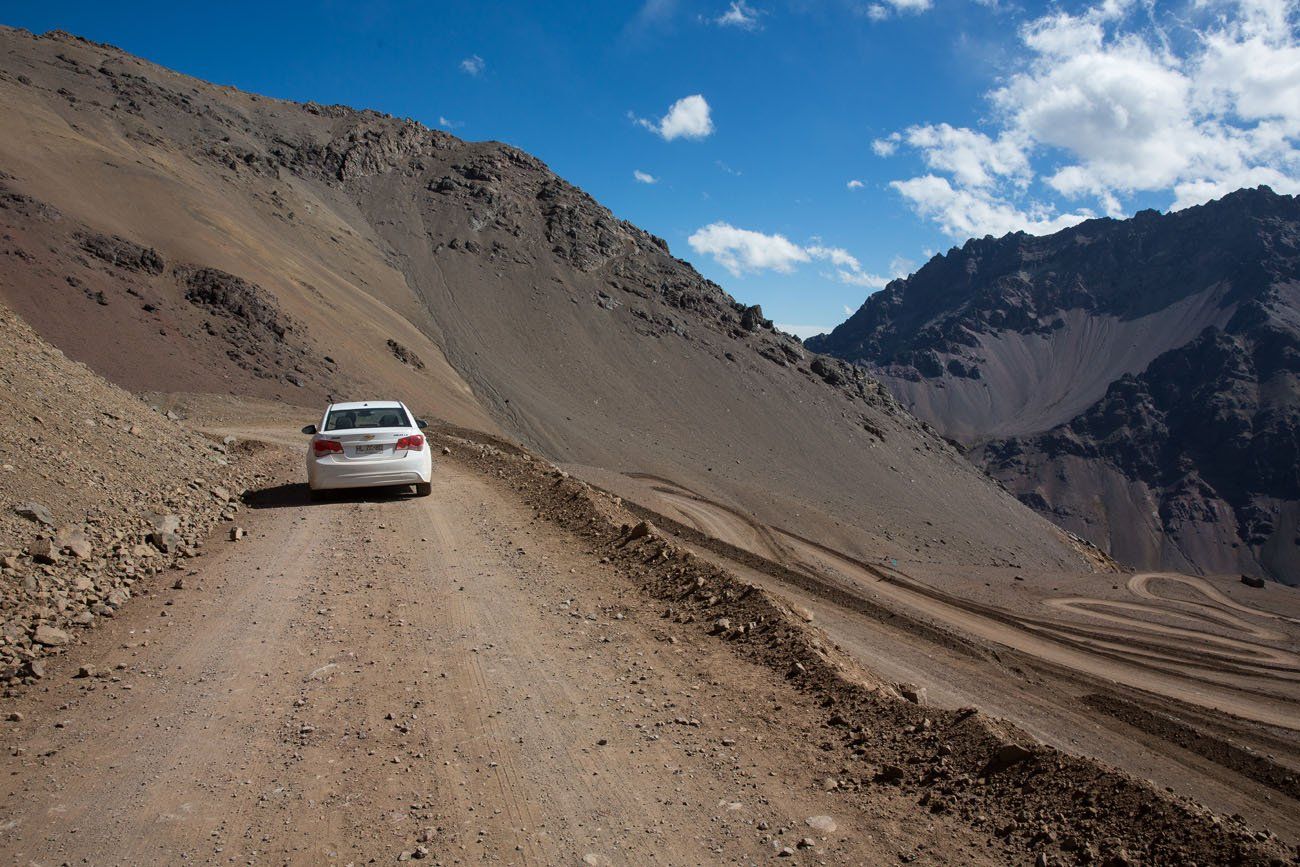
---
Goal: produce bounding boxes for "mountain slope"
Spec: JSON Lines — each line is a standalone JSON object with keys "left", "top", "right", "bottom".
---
{"left": 0, "top": 27, "right": 1091, "bottom": 575}
{"left": 809, "top": 188, "right": 1300, "bottom": 581}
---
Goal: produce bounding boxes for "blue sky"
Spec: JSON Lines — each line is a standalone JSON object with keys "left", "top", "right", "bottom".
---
{"left": 4, "top": 1, "right": 1298, "bottom": 336}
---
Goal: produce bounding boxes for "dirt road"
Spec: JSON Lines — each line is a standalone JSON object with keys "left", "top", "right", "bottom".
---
{"left": 0, "top": 455, "right": 1000, "bottom": 865}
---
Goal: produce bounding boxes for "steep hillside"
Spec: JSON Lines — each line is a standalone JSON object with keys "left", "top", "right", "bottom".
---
{"left": 0, "top": 27, "right": 1091, "bottom": 575}
{"left": 809, "top": 189, "right": 1300, "bottom": 581}
{"left": 0, "top": 302, "right": 278, "bottom": 679}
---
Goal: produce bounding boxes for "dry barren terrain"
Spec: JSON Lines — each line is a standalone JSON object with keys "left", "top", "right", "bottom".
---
{"left": 2, "top": 405, "right": 1296, "bottom": 865}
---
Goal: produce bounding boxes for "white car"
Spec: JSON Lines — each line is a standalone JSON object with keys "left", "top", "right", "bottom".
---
{"left": 302, "top": 401, "right": 432, "bottom": 498}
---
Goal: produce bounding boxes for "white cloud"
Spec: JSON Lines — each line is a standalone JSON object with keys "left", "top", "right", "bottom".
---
{"left": 872, "top": 133, "right": 901, "bottom": 156}
{"left": 847, "top": 179, "right": 865, "bottom": 189}
{"left": 715, "top": 1, "right": 762, "bottom": 29}
{"left": 688, "top": 223, "right": 809, "bottom": 275}
{"left": 903, "top": 124, "right": 1031, "bottom": 189}
{"left": 776, "top": 323, "right": 833, "bottom": 339}
{"left": 459, "top": 55, "right": 485, "bottom": 76}
{"left": 805, "top": 244, "right": 861, "bottom": 269}
{"left": 888, "top": 255, "right": 915, "bottom": 277}
{"left": 438, "top": 116, "right": 463, "bottom": 129}
{"left": 881, "top": 0, "right": 1300, "bottom": 237}
{"left": 688, "top": 224, "right": 892, "bottom": 291}
{"left": 891, "top": 175, "right": 1095, "bottom": 237}
{"left": 867, "top": 0, "right": 934, "bottom": 19}
{"left": 843, "top": 305, "right": 856, "bottom": 316}
{"left": 634, "top": 94, "right": 715, "bottom": 141}
{"left": 633, "top": 169, "right": 659, "bottom": 184}
{"left": 835, "top": 269, "right": 890, "bottom": 288}
{"left": 805, "top": 244, "right": 889, "bottom": 287}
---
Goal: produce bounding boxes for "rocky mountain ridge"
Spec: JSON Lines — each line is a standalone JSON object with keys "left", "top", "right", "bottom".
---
{"left": 811, "top": 188, "right": 1300, "bottom": 581}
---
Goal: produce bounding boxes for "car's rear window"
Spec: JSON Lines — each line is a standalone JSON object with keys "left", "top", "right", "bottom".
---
{"left": 323, "top": 406, "right": 410, "bottom": 431}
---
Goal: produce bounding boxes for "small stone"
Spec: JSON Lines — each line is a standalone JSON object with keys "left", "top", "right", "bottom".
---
{"left": 27, "top": 538, "right": 58, "bottom": 565}
{"left": 6, "top": 712, "right": 23, "bottom": 722}
{"left": 626, "top": 521, "right": 654, "bottom": 541}
{"left": 148, "top": 514, "right": 181, "bottom": 552}
{"left": 876, "top": 765, "right": 906, "bottom": 784}
{"left": 983, "top": 742, "right": 1035, "bottom": 775}
{"left": 229, "top": 527, "right": 245, "bottom": 541}
{"left": 898, "top": 683, "right": 927, "bottom": 705}
{"left": 797, "top": 837, "right": 816, "bottom": 850}
{"left": 34, "top": 625, "right": 71, "bottom": 647}
{"left": 711, "top": 617, "right": 731, "bottom": 634}
{"left": 805, "top": 815, "right": 837, "bottom": 833}
{"left": 822, "top": 776, "right": 839, "bottom": 791}
{"left": 54, "top": 525, "right": 92, "bottom": 559}
{"left": 76, "top": 665, "right": 95, "bottom": 679}
{"left": 14, "top": 502, "right": 54, "bottom": 526}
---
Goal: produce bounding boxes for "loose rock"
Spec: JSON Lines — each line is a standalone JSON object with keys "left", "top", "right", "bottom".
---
{"left": 34, "top": 624, "right": 71, "bottom": 646}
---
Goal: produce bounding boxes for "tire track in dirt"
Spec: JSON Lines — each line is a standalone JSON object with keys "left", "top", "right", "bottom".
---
{"left": 610, "top": 474, "right": 1300, "bottom": 729}
{"left": 0, "top": 495, "right": 333, "bottom": 864}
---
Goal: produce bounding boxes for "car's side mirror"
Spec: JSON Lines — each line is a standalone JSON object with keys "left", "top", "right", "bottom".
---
{"left": 416, "top": 419, "right": 428, "bottom": 430}
{"left": 302, "top": 424, "right": 318, "bottom": 435}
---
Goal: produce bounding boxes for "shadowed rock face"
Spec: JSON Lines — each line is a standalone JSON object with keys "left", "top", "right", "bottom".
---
{"left": 0, "top": 26, "right": 1091, "bottom": 576}
{"left": 810, "top": 188, "right": 1300, "bottom": 582}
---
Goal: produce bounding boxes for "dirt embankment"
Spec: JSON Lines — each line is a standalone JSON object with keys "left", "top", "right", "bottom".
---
{"left": 0, "top": 305, "right": 281, "bottom": 684}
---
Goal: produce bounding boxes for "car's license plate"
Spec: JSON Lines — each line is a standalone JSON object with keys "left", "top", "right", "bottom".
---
{"left": 355, "top": 443, "right": 385, "bottom": 455}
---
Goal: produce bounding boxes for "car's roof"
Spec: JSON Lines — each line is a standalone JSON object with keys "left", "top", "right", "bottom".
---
{"left": 327, "top": 400, "right": 406, "bottom": 411}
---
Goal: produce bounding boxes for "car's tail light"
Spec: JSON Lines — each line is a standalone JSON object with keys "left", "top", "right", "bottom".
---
{"left": 396, "top": 434, "right": 425, "bottom": 451}
{"left": 313, "top": 437, "right": 344, "bottom": 457}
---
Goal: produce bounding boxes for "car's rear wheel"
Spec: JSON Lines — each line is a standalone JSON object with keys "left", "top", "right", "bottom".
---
{"left": 414, "top": 482, "right": 432, "bottom": 498}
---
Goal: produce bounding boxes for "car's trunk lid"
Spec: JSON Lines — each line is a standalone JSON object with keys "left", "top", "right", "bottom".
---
{"left": 318, "top": 428, "right": 409, "bottom": 459}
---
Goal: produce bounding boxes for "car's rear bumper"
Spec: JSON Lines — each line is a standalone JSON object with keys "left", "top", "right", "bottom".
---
{"left": 307, "top": 452, "right": 432, "bottom": 491}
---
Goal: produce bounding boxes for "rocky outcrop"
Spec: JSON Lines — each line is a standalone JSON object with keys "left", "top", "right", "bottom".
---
{"left": 812, "top": 188, "right": 1300, "bottom": 581}
{"left": 77, "top": 230, "right": 164, "bottom": 274}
